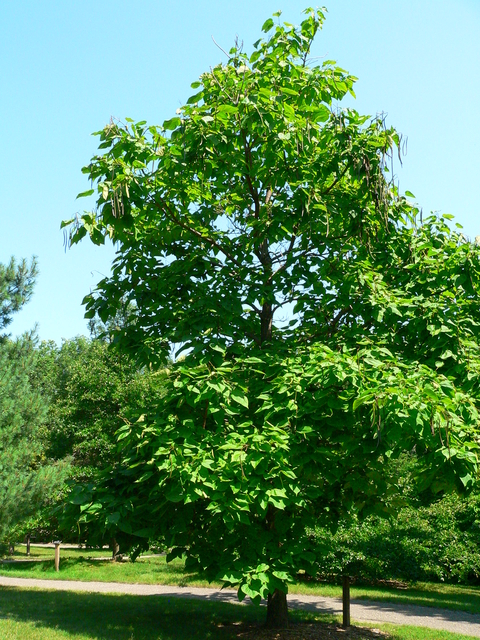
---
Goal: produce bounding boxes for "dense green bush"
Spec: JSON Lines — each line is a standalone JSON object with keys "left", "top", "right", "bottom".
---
{"left": 314, "top": 491, "right": 480, "bottom": 584}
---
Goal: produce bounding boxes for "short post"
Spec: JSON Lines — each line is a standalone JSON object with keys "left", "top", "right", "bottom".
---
{"left": 342, "top": 575, "right": 351, "bottom": 628}
{"left": 26, "top": 534, "right": 31, "bottom": 556}
{"left": 54, "top": 541, "right": 61, "bottom": 572}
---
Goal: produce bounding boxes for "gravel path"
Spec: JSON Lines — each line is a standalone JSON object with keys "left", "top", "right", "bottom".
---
{"left": 0, "top": 576, "right": 479, "bottom": 637}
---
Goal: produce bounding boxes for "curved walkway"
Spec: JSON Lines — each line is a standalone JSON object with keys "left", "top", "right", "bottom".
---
{"left": 0, "top": 576, "right": 479, "bottom": 638}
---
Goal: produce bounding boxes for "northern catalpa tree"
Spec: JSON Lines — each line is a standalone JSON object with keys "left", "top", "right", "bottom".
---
{"left": 63, "top": 8, "right": 480, "bottom": 628}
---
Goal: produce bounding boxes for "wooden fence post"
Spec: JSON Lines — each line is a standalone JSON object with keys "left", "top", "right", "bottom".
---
{"left": 342, "top": 575, "right": 351, "bottom": 628}
{"left": 54, "top": 541, "right": 61, "bottom": 572}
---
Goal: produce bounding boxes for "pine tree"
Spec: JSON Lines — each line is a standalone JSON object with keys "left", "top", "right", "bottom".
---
{"left": 0, "top": 257, "right": 37, "bottom": 335}
{"left": 0, "top": 258, "right": 65, "bottom": 548}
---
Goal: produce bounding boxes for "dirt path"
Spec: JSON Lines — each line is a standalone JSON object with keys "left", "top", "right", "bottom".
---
{"left": 0, "top": 576, "right": 479, "bottom": 637}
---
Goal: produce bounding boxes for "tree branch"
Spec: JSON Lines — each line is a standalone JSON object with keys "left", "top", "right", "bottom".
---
{"left": 151, "top": 196, "right": 241, "bottom": 267}
{"left": 267, "top": 234, "right": 297, "bottom": 284}
{"left": 241, "top": 131, "right": 260, "bottom": 218}
{"left": 211, "top": 35, "right": 231, "bottom": 60}
{"left": 320, "top": 163, "right": 350, "bottom": 197}
{"left": 328, "top": 305, "right": 353, "bottom": 337}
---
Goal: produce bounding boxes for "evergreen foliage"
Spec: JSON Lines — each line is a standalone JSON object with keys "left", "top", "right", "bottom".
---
{"left": 0, "top": 258, "right": 65, "bottom": 547}
{"left": 0, "top": 257, "right": 37, "bottom": 334}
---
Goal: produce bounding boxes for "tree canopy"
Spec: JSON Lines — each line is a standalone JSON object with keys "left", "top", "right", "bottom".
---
{"left": 63, "top": 8, "right": 480, "bottom": 628}
{"left": 36, "top": 336, "right": 167, "bottom": 480}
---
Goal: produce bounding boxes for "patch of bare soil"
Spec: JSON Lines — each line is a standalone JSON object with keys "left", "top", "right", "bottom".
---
{"left": 225, "top": 622, "right": 389, "bottom": 639}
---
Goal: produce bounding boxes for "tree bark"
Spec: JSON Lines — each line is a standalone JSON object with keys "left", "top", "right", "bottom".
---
{"left": 111, "top": 537, "right": 120, "bottom": 561}
{"left": 260, "top": 301, "right": 273, "bottom": 343}
{"left": 266, "top": 589, "right": 289, "bottom": 628}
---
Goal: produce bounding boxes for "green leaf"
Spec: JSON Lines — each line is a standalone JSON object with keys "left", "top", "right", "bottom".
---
{"left": 231, "top": 390, "right": 249, "bottom": 409}
{"left": 106, "top": 512, "right": 121, "bottom": 525}
{"left": 163, "top": 117, "right": 182, "bottom": 130}
{"left": 240, "top": 583, "right": 261, "bottom": 601}
{"left": 217, "top": 105, "right": 238, "bottom": 115}
{"left": 76, "top": 189, "right": 94, "bottom": 199}
{"left": 165, "top": 485, "right": 184, "bottom": 503}
{"left": 220, "top": 571, "right": 243, "bottom": 583}
{"left": 261, "top": 18, "right": 274, "bottom": 32}
{"left": 187, "top": 91, "right": 204, "bottom": 104}
{"left": 313, "top": 105, "right": 330, "bottom": 122}
{"left": 118, "top": 521, "right": 132, "bottom": 534}
{"left": 353, "top": 394, "right": 373, "bottom": 411}
{"left": 423, "top": 385, "right": 439, "bottom": 402}
{"left": 272, "top": 571, "right": 290, "bottom": 581}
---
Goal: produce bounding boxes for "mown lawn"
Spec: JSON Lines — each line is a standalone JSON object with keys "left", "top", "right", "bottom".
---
{"left": 6, "top": 544, "right": 111, "bottom": 560}
{"left": 2, "top": 548, "right": 480, "bottom": 616}
{"left": 0, "top": 586, "right": 477, "bottom": 640}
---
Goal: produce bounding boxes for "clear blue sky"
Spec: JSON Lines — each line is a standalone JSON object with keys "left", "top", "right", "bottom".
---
{"left": 1, "top": 0, "right": 479, "bottom": 342}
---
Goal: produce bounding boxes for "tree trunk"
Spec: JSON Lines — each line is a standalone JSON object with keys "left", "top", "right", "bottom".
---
{"left": 266, "top": 589, "right": 288, "bottom": 628}
{"left": 260, "top": 301, "right": 273, "bottom": 343}
{"left": 111, "top": 537, "right": 120, "bottom": 561}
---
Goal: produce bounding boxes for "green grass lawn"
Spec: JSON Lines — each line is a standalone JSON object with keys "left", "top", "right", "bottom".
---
{"left": 293, "top": 580, "right": 480, "bottom": 616}
{"left": 6, "top": 544, "right": 113, "bottom": 560}
{"left": 0, "top": 586, "right": 477, "bottom": 640}
{"left": 0, "top": 586, "right": 262, "bottom": 640}
{"left": 2, "top": 549, "right": 480, "bottom": 617}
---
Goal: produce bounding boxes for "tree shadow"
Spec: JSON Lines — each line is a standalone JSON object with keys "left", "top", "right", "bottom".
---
{"left": 0, "top": 586, "right": 264, "bottom": 639}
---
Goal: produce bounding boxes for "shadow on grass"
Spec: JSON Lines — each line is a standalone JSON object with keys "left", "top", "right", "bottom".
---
{"left": 0, "top": 587, "right": 396, "bottom": 640}
{"left": 0, "top": 586, "right": 267, "bottom": 639}
{"left": 0, "top": 557, "right": 112, "bottom": 576}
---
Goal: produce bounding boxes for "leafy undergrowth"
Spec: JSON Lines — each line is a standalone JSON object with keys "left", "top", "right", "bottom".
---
{"left": 312, "top": 491, "right": 480, "bottom": 587}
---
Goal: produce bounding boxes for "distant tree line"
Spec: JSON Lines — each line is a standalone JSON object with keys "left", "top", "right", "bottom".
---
{"left": 0, "top": 256, "right": 165, "bottom": 549}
